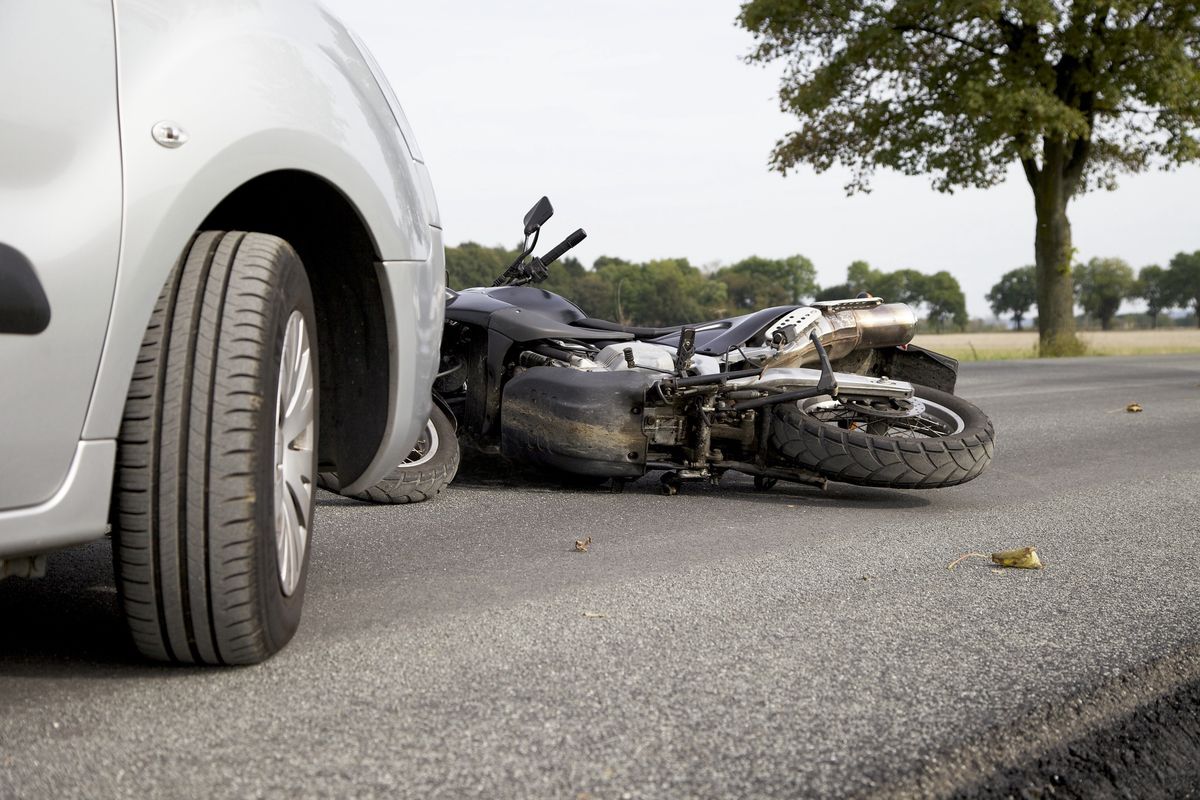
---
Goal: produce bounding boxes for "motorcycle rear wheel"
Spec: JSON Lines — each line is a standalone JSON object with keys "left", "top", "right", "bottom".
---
{"left": 768, "top": 385, "right": 993, "bottom": 489}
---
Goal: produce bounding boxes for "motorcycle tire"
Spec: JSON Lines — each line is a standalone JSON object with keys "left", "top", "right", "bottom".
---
{"left": 768, "top": 385, "right": 994, "bottom": 489}
{"left": 317, "top": 405, "right": 459, "bottom": 504}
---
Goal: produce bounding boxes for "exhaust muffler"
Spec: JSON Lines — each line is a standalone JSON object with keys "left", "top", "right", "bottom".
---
{"left": 763, "top": 300, "right": 917, "bottom": 369}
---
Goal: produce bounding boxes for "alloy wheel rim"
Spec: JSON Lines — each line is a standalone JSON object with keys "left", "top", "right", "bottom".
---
{"left": 274, "top": 310, "right": 314, "bottom": 597}
{"left": 800, "top": 395, "right": 965, "bottom": 438}
{"left": 402, "top": 419, "right": 440, "bottom": 467}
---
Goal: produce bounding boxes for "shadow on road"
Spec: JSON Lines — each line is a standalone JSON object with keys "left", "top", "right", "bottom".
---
{"left": 0, "top": 540, "right": 162, "bottom": 677}
{"left": 448, "top": 454, "right": 933, "bottom": 511}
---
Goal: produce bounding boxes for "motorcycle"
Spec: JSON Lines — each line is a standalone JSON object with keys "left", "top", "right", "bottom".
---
{"left": 324, "top": 197, "right": 994, "bottom": 501}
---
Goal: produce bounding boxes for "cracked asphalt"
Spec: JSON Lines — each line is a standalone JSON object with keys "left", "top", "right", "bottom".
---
{"left": 2, "top": 354, "right": 1198, "bottom": 798}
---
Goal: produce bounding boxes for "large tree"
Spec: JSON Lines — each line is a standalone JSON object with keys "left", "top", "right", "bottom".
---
{"left": 738, "top": 1, "right": 1200, "bottom": 355}
{"left": 986, "top": 265, "right": 1038, "bottom": 330}
{"left": 922, "top": 270, "right": 971, "bottom": 331}
{"left": 1074, "top": 256, "right": 1136, "bottom": 329}
{"left": 1167, "top": 250, "right": 1200, "bottom": 326}
{"left": 1135, "top": 264, "right": 1172, "bottom": 327}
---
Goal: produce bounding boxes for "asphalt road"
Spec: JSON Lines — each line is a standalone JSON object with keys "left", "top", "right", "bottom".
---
{"left": 2, "top": 355, "right": 1198, "bottom": 799}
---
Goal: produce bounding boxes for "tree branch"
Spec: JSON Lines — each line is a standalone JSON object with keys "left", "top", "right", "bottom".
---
{"left": 1064, "top": 137, "right": 1091, "bottom": 196}
{"left": 1021, "top": 157, "right": 1041, "bottom": 190}
{"left": 892, "top": 23, "right": 1000, "bottom": 57}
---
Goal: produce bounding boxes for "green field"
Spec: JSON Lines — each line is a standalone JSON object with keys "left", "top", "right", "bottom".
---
{"left": 910, "top": 330, "right": 1200, "bottom": 361}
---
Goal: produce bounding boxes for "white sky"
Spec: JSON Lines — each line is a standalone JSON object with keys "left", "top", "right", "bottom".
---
{"left": 327, "top": 0, "right": 1199, "bottom": 318}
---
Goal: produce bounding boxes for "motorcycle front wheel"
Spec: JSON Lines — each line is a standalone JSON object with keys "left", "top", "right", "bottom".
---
{"left": 768, "top": 385, "right": 994, "bottom": 489}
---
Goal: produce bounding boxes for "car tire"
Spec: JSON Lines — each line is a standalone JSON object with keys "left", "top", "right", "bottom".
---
{"left": 113, "top": 231, "right": 318, "bottom": 665}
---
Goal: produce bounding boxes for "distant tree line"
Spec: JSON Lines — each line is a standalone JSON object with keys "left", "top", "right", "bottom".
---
{"left": 987, "top": 251, "right": 1200, "bottom": 331}
{"left": 445, "top": 243, "right": 968, "bottom": 330}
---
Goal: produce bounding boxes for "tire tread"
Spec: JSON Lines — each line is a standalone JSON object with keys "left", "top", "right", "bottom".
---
{"left": 769, "top": 385, "right": 994, "bottom": 490}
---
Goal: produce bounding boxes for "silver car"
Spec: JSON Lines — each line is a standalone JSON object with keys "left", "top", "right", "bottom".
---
{"left": 0, "top": 0, "right": 445, "bottom": 664}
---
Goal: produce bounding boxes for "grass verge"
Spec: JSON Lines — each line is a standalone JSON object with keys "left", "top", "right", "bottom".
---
{"left": 911, "top": 330, "right": 1200, "bottom": 362}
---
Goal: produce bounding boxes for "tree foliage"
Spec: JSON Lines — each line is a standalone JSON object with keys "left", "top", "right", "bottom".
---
{"left": 986, "top": 266, "right": 1038, "bottom": 330}
{"left": 1167, "top": 250, "right": 1200, "bottom": 326}
{"left": 442, "top": 245, "right": 966, "bottom": 330}
{"left": 1074, "top": 256, "right": 1136, "bottom": 330}
{"left": 738, "top": 1, "right": 1200, "bottom": 352}
{"left": 586, "top": 257, "right": 728, "bottom": 327}
{"left": 714, "top": 255, "right": 819, "bottom": 309}
{"left": 1135, "top": 264, "right": 1171, "bottom": 327}
{"left": 824, "top": 260, "right": 969, "bottom": 330}
{"left": 445, "top": 241, "right": 518, "bottom": 290}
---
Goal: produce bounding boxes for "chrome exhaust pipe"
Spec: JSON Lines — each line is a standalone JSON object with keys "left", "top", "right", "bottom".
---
{"left": 763, "top": 301, "right": 917, "bottom": 369}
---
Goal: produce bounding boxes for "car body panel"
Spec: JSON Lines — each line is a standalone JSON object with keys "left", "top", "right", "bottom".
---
{"left": 0, "top": 0, "right": 443, "bottom": 555}
{"left": 84, "top": 0, "right": 435, "bottom": 441}
{"left": 0, "top": 0, "right": 123, "bottom": 508}
{"left": 0, "top": 442, "right": 116, "bottom": 558}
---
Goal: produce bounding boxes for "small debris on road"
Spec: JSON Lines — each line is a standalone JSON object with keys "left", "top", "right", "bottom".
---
{"left": 991, "top": 546, "right": 1043, "bottom": 569}
{"left": 1126, "top": 402, "right": 1143, "bottom": 413}
{"left": 948, "top": 546, "right": 1044, "bottom": 570}
{"left": 581, "top": 611, "right": 608, "bottom": 619}
{"left": 574, "top": 537, "right": 592, "bottom": 552}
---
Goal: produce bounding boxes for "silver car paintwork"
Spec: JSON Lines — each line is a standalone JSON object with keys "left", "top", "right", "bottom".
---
{"left": 0, "top": 0, "right": 443, "bottom": 554}
{"left": 0, "top": 0, "right": 123, "bottom": 509}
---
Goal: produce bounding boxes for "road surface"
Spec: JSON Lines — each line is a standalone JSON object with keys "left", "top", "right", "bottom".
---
{"left": 2, "top": 355, "right": 1198, "bottom": 798}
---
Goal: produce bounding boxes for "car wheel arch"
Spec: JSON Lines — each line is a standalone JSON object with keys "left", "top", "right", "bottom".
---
{"left": 200, "top": 169, "right": 392, "bottom": 484}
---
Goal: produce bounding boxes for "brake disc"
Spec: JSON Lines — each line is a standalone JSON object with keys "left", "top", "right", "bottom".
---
{"left": 839, "top": 398, "right": 927, "bottom": 419}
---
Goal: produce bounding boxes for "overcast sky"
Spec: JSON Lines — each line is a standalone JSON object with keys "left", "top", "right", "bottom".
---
{"left": 326, "top": 0, "right": 1198, "bottom": 318}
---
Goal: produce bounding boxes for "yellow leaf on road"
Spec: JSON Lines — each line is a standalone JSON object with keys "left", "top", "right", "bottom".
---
{"left": 991, "top": 546, "right": 1043, "bottom": 569}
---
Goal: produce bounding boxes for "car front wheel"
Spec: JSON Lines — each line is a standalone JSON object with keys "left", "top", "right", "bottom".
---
{"left": 113, "top": 231, "right": 318, "bottom": 665}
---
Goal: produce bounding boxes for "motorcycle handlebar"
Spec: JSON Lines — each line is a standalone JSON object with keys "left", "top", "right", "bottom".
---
{"left": 540, "top": 228, "right": 587, "bottom": 267}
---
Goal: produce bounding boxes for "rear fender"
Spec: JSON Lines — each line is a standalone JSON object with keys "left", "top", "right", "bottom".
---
{"left": 869, "top": 345, "right": 959, "bottom": 394}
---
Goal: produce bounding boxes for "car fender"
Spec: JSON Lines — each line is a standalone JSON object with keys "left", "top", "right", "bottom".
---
{"left": 83, "top": 0, "right": 442, "bottom": 489}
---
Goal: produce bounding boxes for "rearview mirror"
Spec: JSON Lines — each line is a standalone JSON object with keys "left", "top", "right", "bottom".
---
{"left": 523, "top": 196, "right": 554, "bottom": 235}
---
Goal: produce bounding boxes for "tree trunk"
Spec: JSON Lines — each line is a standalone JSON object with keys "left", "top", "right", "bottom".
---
{"left": 1032, "top": 156, "right": 1083, "bottom": 356}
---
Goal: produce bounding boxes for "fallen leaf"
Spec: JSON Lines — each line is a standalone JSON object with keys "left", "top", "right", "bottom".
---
{"left": 581, "top": 611, "right": 608, "bottom": 619}
{"left": 575, "top": 536, "right": 592, "bottom": 552}
{"left": 991, "top": 546, "right": 1043, "bottom": 569}
{"left": 1126, "top": 402, "right": 1143, "bottom": 413}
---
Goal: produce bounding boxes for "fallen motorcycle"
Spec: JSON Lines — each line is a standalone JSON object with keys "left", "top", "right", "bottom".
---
{"left": 325, "top": 197, "right": 993, "bottom": 501}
